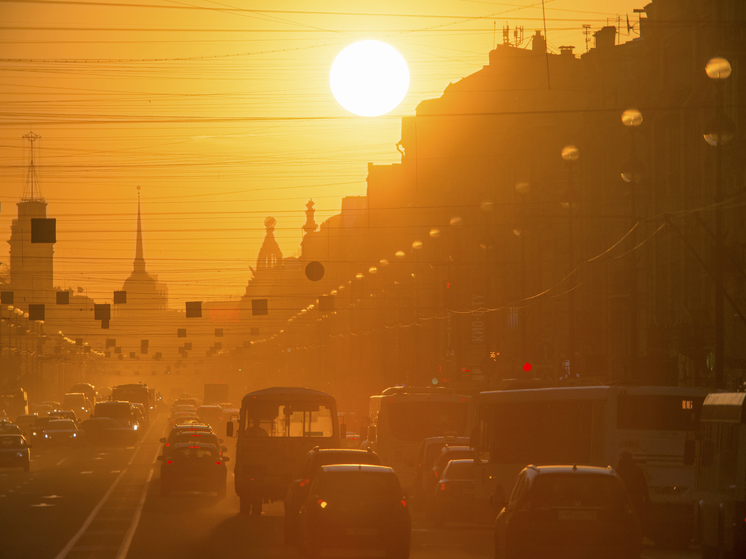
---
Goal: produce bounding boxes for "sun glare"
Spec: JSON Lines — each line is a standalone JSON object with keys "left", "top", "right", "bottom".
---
{"left": 330, "top": 40, "right": 409, "bottom": 117}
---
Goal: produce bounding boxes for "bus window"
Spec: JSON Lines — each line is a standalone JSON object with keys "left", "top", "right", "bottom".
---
{"left": 387, "top": 401, "right": 469, "bottom": 442}
{"left": 617, "top": 395, "right": 703, "bottom": 431}
{"left": 243, "top": 402, "right": 334, "bottom": 438}
{"left": 490, "top": 401, "right": 594, "bottom": 465}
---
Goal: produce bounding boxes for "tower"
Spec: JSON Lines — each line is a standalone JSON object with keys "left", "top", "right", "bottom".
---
{"left": 8, "top": 132, "right": 55, "bottom": 301}
{"left": 256, "top": 216, "right": 283, "bottom": 269}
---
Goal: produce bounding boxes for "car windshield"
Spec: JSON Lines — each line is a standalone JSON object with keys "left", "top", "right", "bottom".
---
{"left": 531, "top": 474, "right": 626, "bottom": 509}
{"left": 0, "top": 435, "right": 24, "bottom": 448}
{"left": 47, "top": 420, "right": 76, "bottom": 430}
{"left": 243, "top": 401, "right": 334, "bottom": 438}
{"left": 317, "top": 471, "right": 401, "bottom": 503}
{"left": 444, "top": 461, "right": 474, "bottom": 480}
{"left": 172, "top": 447, "right": 218, "bottom": 459}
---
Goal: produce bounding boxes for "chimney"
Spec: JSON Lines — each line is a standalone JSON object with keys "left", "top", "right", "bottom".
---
{"left": 593, "top": 26, "right": 616, "bottom": 50}
{"left": 559, "top": 45, "right": 575, "bottom": 58}
{"left": 532, "top": 31, "right": 546, "bottom": 54}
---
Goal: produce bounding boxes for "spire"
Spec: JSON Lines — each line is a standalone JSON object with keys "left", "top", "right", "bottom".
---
{"left": 256, "top": 216, "right": 283, "bottom": 269}
{"left": 133, "top": 186, "right": 146, "bottom": 273}
{"left": 21, "top": 131, "right": 44, "bottom": 202}
{"left": 302, "top": 199, "right": 318, "bottom": 234}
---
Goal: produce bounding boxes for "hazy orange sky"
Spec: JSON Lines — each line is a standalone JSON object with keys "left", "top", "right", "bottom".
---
{"left": 0, "top": 0, "right": 643, "bottom": 306}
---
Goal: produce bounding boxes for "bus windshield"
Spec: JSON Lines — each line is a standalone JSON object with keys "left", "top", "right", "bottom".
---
{"left": 617, "top": 395, "right": 704, "bottom": 431}
{"left": 243, "top": 401, "right": 334, "bottom": 438}
{"left": 387, "top": 401, "right": 469, "bottom": 442}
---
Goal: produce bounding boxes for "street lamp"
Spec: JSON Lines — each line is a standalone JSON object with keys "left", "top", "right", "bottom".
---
{"left": 515, "top": 181, "right": 531, "bottom": 361}
{"left": 705, "top": 56, "right": 735, "bottom": 388}
{"left": 561, "top": 145, "right": 579, "bottom": 378}
{"left": 622, "top": 108, "right": 644, "bottom": 381}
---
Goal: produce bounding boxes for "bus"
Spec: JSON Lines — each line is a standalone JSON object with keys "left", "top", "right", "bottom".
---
{"left": 473, "top": 385, "right": 712, "bottom": 547}
{"left": 0, "top": 389, "right": 29, "bottom": 419}
{"left": 366, "top": 386, "right": 474, "bottom": 488}
{"left": 227, "top": 387, "right": 340, "bottom": 515}
{"left": 696, "top": 392, "right": 746, "bottom": 558}
{"left": 111, "top": 383, "right": 150, "bottom": 419}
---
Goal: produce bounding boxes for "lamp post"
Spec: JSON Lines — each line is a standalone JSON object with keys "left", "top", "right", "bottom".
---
{"left": 561, "top": 145, "right": 580, "bottom": 378}
{"left": 514, "top": 182, "right": 530, "bottom": 362}
{"left": 705, "top": 57, "right": 734, "bottom": 388}
{"left": 622, "top": 108, "right": 644, "bottom": 381}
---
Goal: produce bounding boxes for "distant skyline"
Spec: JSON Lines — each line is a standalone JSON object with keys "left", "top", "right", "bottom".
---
{"left": 0, "top": 0, "right": 642, "bottom": 306}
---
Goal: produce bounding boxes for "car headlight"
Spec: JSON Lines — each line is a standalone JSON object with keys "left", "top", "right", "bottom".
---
{"left": 44, "top": 434, "right": 49, "bottom": 438}
{"left": 133, "top": 424, "right": 138, "bottom": 431}
{"left": 32, "top": 431, "right": 37, "bottom": 436}
{"left": 73, "top": 433, "right": 77, "bottom": 437}
{"left": 17, "top": 452, "right": 24, "bottom": 457}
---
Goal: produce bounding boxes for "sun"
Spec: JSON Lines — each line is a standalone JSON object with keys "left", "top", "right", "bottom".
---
{"left": 330, "top": 40, "right": 409, "bottom": 117}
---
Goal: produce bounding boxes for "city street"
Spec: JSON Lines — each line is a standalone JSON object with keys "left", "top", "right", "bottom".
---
{"left": 0, "top": 414, "right": 700, "bottom": 559}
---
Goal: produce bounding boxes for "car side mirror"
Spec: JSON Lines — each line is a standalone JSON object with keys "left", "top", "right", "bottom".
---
{"left": 340, "top": 423, "right": 347, "bottom": 439}
{"left": 157, "top": 455, "right": 163, "bottom": 461}
{"left": 226, "top": 421, "right": 234, "bottom": 437}
{"left": 490, "top": 485, "right": 506, "bottom": 509}
{"left": 159, "top": 438, "right": 167, "bottom": 443}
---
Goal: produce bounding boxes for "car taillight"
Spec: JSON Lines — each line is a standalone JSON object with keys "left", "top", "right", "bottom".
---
{"left": 167, "top": 460, "right": 173, "bottom": 465}
{"left": 165, "top": 443, "right": 169, "bottom": 447}
{"left": 216, "top": 461, "right": 221, "bottom": 465}
{"left": 299, "top": 478, "right": 310, "bottom": 488}
{"left": 317, "top": 499, "right": 327, "bottom": 509}
{"left": 401, "top": 500, "right": 407, "bottom": 507}
{"left": 434, "top": 470, "right": 439, "bottom": 478}
{"left": 440, "top": 483, "right": 446, "bottom": 491}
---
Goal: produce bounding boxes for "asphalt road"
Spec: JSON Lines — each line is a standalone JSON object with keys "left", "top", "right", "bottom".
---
{"left": 0, "top": 414, "right": 702, "bottom": 559}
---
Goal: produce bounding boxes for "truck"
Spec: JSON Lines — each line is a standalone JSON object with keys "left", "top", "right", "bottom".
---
{"left": 204, "top": 383, "right": 230, "bottom": 405}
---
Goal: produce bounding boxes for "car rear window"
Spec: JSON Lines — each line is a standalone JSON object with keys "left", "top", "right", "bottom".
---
{"left": 0, "top": 435, "right": 24, "bottom": 447}
{"left": 316, "top": 452, "right": 381, "bottom": 468}
{"left": 174, "top": 433, "right": 218, "bottom": 445}
{"left": 317, "top": 471, "right": 401, "bottom": 502}
{"left": 531, "top": 474, "right": 626, "bottom": 508}
{"left": 444, "top": 460, "right": 474, "bottom": 480}
{"left": 172, "top": 447, "right": 218, "bottom": 459}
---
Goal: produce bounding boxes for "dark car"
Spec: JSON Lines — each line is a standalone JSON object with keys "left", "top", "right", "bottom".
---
{"left": 15, "top": 414, "right": 37, "bottom": 439}
{"left": 434, "top": 458, "right": 474, "bottom": 527}
{"left": 299, "top": 464, "right": 410, "bottom": 559}
{"left": 162, "top": 430, "right": 225, "bottom": 458}
{"left": 160, "top": 423, "right": 213, "bottom": 452}
{"left": 42, "top": 419, "right": 83, "bottom": 445}
{"left": 94, "top": 401, "right": 138, "bottom": 430}
{"left": 413, "top": 436, "right": 470, "bottom": 501}
{"left": 196, "top": 405, "right": 223, "bottom": 428}
{"left": 0, "top": 434, "right": 30, "bottom": 472}
{"left": 493, "top": 465, "right": 642, "bottom": 559}
{"left": 30, "top": 416, "right": 58, "bottom": 443}
{"left": 158, "top": 442, "right": 228, "bottom": 497}
{"left": 424, "top": 445, "right": 474, "bottom": 509}
{"left": 0, "top": 420, "right": 22, "bottom": 435}
{"left": 79, "top": 418, "right": 139, "bottom": 446}
{"left": 285, "top": 448, "right": 383, "bottom": 544}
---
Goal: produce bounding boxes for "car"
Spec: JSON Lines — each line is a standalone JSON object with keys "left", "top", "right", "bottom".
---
{"left": 0, "top": 420, "right": 22, "bottom": 435}
{"left": 285, "top": 448, "right": 383, "bottom": 544}
{"left": 94, "top": 401, "right": 138, "bottom": 430}
{"left": 62, "top": 393, "right": 91, "bottom": 420}
{"left": 493, "top": 465, "right": 642, "bottom": 559}
{"left": 413, "top": 436, "right": 470, "bottom": 501}
{"left": 79, "top": 417, "right": 139, "bottom": 446}
{"left": 14, "top": 414, "right": 37, "bottom": 439}
{"left": 158, "top": 442, "right": 228, "bottom": 497}
{"left": 196, "top": 405, "right": 223, "bottom": 428}
{"left": 161, "top": 430, "right": 226, "bottom": 458}
{"left": 433, "top": 459, "right": 474, "bottom": 527}
{"left": 69, "top": 383, "right": 97, "bottom": 405}
{"left": 170, "top": 411, "right": 200, "bottom": 426}
{"left": 30, "top": 403, "right": 54, "bottom": 416}
{"left": 41, "top": 419, "right": 83, "bottom": 445}
{"left": 30, "top": 416, "right": 59, "bottom": 443}
{"left": 424, "top": 445, "right": 474, "bottom": 509}
{"left": 0, "top": 434, "right": 30, "bottom": 472}
{"left": 131, "top": 403, "right": 148, "bottom": 428}
{"left": 298, "top": 464, "right": 410, "bottom": 559}
{"left": 50, "top": 410, "right": 78, "bottom": 423}
{"left": 172, "top": 398, "right": 198, "bottom": 411}
{"left": 159, "top": 423, "right": 213, "bottom": 453}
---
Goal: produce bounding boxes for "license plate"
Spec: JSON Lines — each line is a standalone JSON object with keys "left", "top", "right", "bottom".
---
{"left": 346, "top": 528, "right": 378, "bottom": 536}
{"left": 558, "top": 510, "right": 596, "bottom": 521}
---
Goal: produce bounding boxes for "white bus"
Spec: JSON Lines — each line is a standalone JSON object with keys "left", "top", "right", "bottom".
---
{"left": 473, "top": 385, "right": 712, "bottom": 546}
{"left": 366, "top": 386, "right": 475, "bottom": 488}
{"left": 696, "top": 392, "right": 746, "bottom": 559}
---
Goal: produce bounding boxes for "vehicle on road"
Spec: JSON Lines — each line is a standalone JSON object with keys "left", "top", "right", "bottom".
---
{"left": 434, "top": 459, "right": 475, "bottom": 527}
{"left": 0, "top": 389, "right": 29, "bottom": 419}
{"left": 159, "top": 424, "right": 213, "bottom": 452}
{"left": 424, "top": 445, "right": 474, "bottom": 509}
{"left": 0, "top": 434, "right": 30, "bottom": 472}
{"left": 69, "top": 383, "right": 97, "bottom": 405}
{"left": 473, "top": 385, "right": 711, "bottom": 546}
{"left": 298, "top": 464, "right": 410, "bottom": 559}
{"left": 158, "top": 442, "right": 228, "bottom": 497}
{"left": 0, "top": 420, "right": 22, "bottom": 434}
{"left": 63, "top": 393, "right": 92, "bottom": 420}
{"left": 695, "top": 392, "right": 746, "bottom": 559}
{"left": 413, "top": 435, "right": 470, "bottom": 501}
{"left": 30, "top": 416, "right": 59, "bottom": 443}
{"left": 366, "top": 386, "right": 474, "bottom": 489}
{"left": 14, "top": 414, "right": 37, "bottom": 439}
{"left": 161, "top": 430, "right": 225, "bottom": 458}
{"left": 42, "top": 419, "right": 83, "bottom": 445}
{"left": 228, "top": 387, "right": 340, "bottom": 515}
{"left": 285, "top": 447, "right": 383, "bottom": 544}
{"left": 196, "top": 405, "right": 223, "bottom": 428}
{"left": 94, "top": 401, "right": 139, "bottom": 432}
{"left": 111, "top": 383, "right": 150, "bottom": 421}
{"left": 493, "top": 465, "right": 641, "bottom": 559}
{"left": 79, "top": 417, "right": 139, "bottom": 446}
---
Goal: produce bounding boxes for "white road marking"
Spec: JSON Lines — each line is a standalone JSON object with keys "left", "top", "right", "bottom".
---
{"left": 80, "top": 471, "right": 93, "bottom": 475}
{"left": 42, "top": 495, "right": 63, "bottom": 499}
{"left": 31, "top": 503, "right": 56, "bottom": 507}
{"left": 56, "top": 458, "right": 67, "bottom": 467}
{"left": 114, "top": 445, "right": 160, "bottom": 559}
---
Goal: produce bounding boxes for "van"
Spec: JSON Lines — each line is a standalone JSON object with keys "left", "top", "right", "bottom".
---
{"left": 94, "top": 401, "right": 137, "bottom": 430}
{"left": 63, "top": 393, "right": 91, "bottom": 420}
